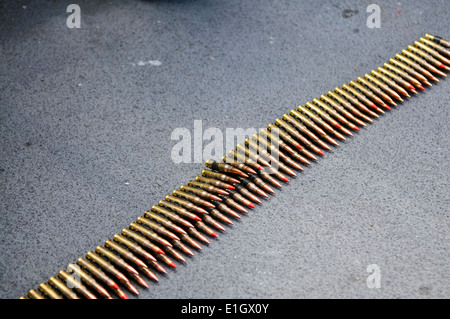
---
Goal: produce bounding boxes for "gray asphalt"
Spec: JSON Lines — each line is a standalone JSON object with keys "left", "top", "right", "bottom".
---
{"left": 1, "top": 0, "right": 449, "bottom": 299}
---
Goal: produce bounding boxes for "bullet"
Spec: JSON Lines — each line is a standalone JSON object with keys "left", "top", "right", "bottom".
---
{"left": 219, "top": 194, "right": 248, "bottom": 213}
{"left": 202, "top": 168, "right": 241, "bottom": 185}
{"left": 104, "top": 239, "right": 148, "bottom": 270}
{"left": 228, "top": 149, "right": 264, "bottom": 171}
{"left": 48, "top": 276, "right": 80, "bottom": 299}
{"left": 205, "top": 159, "right": 248, "bottom": 177}
{"left": 305, "top": 100, "right": 354, "bottom": 135}
{"left": 402, "top": 49, "right": 447, "bottom": 77}
{"left": 245, "top": 137, "right": 300, "bottom": 175}
{"left": 180, "top": 233, "right": 204, "bottom": 250}
{"left": 86, "top": 250, "right": 139, "bottom": 295}
{"left": 305, "top": 101, "right": 354, "bottom": 136}
{"left": 188, "top": 225, "right": 212, "bottom": 244}
{"left": 238, "top": 176, "right": 269, "bottom": 198}
{"left": 295, "top": 106, "right": 347, "bottom": 141}
{"left": 236, "top": 144, "right": 272, "bottom": 167}
{"left": 147, "top": 260, "right": 168, "bottom": 274}
{"left": 165, "top": 194, "right": 209, "bottom": 215}
{"left": 364, "top": 73, "right": 403, "bottom": 103}
{"left": 260, "top": 165, "right": 290, "bottom": 183}
{"left": 151, "top": 204, "right": 195, "bottom": 228}
{"left": 194, "top": 221, "right": 218, "bottom": 239}
{"left": 395, "top": 53, "right": 439, "bottom": 82}
{"left": 312, "top": 98, "right": 361, "bottom": 131}
{"left": 121, "top": 227, "right": 166, "bottom": 255}
{"left": 245, "top": 137, "right": 296, "bottom": 169}
{"left": 267, "top": 122, "right": 306, "bottom": 151}
{"left": 334, "top": 86, "right": 381, "bottom": 116}
{"left": 382, "top": 63, "right": 425, "bottom": 90}
{"left": 233, "top": 183, "right": 263, "bottom": 204}
{"left": 410, "top": 43, "right": 450, "bottom": 70}
{"left": 153, "top": 251, "right": 177, "bottom": 268}
{"left": 325, "top": 91, "right": 374, "bottom": 123}
{"left": 259, "top": 128, "right": 301, "bottom": 156}
{"left": 139, "top": 266, "right": 160, "bottom": 281}
{"left": 320, "top": 94, "right": 367, "bottom": 127}
{"left": 188, "top": 180, "right": 230, "bottom": 196}
{"left": 77, "top": 257, "right": 127, "bottom": 299}
{"left": 113, "top": 233, "right": 157, "bottom": 263}
{"left": 163, "top": 245, "right": 186, "bottom": 262}
{"left": 254, "top": 131, "right": 311, "bottom": 165}
{"left": 196, "top": 175, "right": 235, "bottom": 191}
{"left": 144, "top": 210, "right": 188, "bottom": 235}
{"left": 246, "top": 173, "right": 276, "bottom": 194}
{"left": 256, "top": 169, "right": 283, "bottom": 188}
{"left": 414, "top": 41, "right": 450, "bottom": 65}
{"left": 95, "top": 245, "right": 140, "bottom": 276}
{"left": 173, "top": 189, "right": 216, "bottom": 209}
{"left": 425, "top": 33, "right": 450, "bottom": 48}
{"left": 122, "top": 229, "right": 176, "bottom": 268}
{"left": 280, "top": 114, "right": 325, "bottom": 144}
{"left": 420, "top": 37, "right": 450, "bottom": 58}
{"left": 211, "top": 200, "right": 242, "bottom": 219}
{"left": 376, "top": 67, "right": 418, "bottom": 94}
{"left": 27, "top": 289, "right": 46, "bottom": 299}
{"left": 172, "top": 238, "right": 195, "bottom": 256}
{"left": 281, "top": 113, "right": 331, "bottom": 151}
{"left": 355, "top": 77, "right": 396, "bottom": 107}
{"left": 221, "top": 155, "right": 258, "bottom": 175}
{"left": 348, "top": 81, "right": 391, "bottom": 110}
{"left": 86, "top": 251, "right": 132, "bottom": 286}
{"left": 341, "top": 84, "right": 388, "bottom": 112}
{"left": 265, "top": 124, "right": 318, "bottom": 163}
{"left": 58, "top": 270, "right": 98, "bottom": 299}
{"left": 67, "top": 262, "right": 113, "bottom": 299}
{"left": 289, "top": 108, "right": 339, "bottom": 146}
{"left": 389, "top": 58, "right": 432, "bottom": 86}
{"left": 251, "top": 132, "right": 291, "bottom": 160}
{"left": 38, "top": 282, "right": 63, "bottom": 299}
{"left": 204, "top": 206, "right": 234, "bottom": 225}
{"left": 158, "top": 199, "right": 202, "bottom": 222}
{"left": 135, "top": 216, "right": 180, "bottom": 241}
{"left": 180, "top": 184, "right": 222, "bottom": 202}
{"left": 274, "top": 117, "right": 325, "bottom": 156}
{"left": 371, "top": 69, "right": 411, "bottom": 97}
{"left": 202, "top": 214, "right": 227, "bottom": 232}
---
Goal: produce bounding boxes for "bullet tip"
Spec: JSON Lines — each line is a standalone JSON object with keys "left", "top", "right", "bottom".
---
{"left": 418, "top": 85, "right": 426, "bottom": 91}
{"left": 227, "top": 185, "right": 235, "bottom": 190}
{"left": 282, "top": 176, "right": 290, "bottom": 183}
{"left": 318, "top": 150, "right": 325, "bottom": 156}
{"left": 353, "top": 126, "right": 360, "bottom": 132}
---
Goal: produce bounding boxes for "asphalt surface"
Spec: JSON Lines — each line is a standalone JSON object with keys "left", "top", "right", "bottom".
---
{"left": 0, "top": 0, "right": 449, "bottom": 299}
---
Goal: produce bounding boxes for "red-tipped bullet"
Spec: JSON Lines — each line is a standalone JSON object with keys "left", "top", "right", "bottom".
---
{"left": 116, "top": 288, "right": 128, "bottom": 299}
